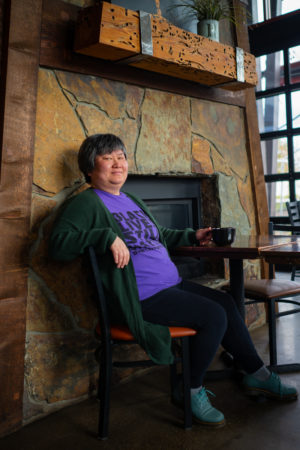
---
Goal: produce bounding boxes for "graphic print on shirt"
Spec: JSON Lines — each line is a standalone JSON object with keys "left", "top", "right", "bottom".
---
{"left": 112, "top": 210, "right": 161, "bottom": 255}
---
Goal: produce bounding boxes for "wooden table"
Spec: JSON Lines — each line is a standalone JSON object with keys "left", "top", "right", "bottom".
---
{"left": 261, "top": 240, "right": 300, "bottom": 265}
{"left": 172, "top": 235, "right": 300, "bottom": 319}
{"left": 173, "top": 234, "right": 300, "bottom": 377}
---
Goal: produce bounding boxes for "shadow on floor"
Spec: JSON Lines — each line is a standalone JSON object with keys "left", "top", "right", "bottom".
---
{"left": 2, "top": 274, "right": 300, "bottom": 450}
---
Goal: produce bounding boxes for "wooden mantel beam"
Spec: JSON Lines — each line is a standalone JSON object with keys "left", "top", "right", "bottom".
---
{"left": 74, "top": 2, "right": 257, "bottom": 91}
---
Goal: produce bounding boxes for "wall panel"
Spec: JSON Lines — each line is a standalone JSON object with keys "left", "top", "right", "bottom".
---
{"left": 0, "top": 0, "right": 42, "bottom": 437}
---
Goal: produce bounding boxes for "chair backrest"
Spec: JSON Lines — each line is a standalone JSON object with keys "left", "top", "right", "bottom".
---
{"left": 286, "top": 201, "right": 300, "bottom": 226}
{"left": 268, "top": 221, "right": 300, "bottom": 278}
{"left": 267, "top": 221, "right": 300, "bottom": 278}
{"left": 271, "top": 222, "right": 300, "bottom": 234}
{"left": 86, "top": 246, "right": 111, "bottom": 341}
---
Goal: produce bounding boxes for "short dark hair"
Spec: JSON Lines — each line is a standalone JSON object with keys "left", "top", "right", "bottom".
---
{"left": 78, "top": 134, "right": 127, "bottom": 183}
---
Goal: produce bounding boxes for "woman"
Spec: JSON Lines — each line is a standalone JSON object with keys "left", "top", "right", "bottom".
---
{"left": 50, "top": 134, "right": 297, "bottom": 428}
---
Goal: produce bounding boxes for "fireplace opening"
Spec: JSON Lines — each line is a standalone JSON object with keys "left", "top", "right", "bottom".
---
{"left": 123, "top": 175, "right": 221, "bottom": 280}
{"left": 123, "top": 175, "right": 201, "bottom": 229}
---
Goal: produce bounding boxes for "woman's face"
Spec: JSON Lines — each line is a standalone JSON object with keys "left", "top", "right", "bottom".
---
{"left": 88, "top": 149, "right": 128, "bottom": 195}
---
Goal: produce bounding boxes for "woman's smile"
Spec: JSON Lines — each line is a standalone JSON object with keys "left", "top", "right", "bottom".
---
{"left": 88, "top": 149, "right": 128, "bottom": 195}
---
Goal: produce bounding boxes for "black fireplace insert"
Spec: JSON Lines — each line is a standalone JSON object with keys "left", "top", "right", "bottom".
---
{"left": 123, "top": 176, "right": 202, "bottom": 230}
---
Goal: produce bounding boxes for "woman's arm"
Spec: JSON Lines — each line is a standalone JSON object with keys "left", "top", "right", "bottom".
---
{"left": 49, "top": 193, "right": 117, "bottom": 261}
{"left": 159, "top": 226, "right": 198, "bottom": 248}
{"left": 159, "top": 226, "right": 212, "bottom": 249}
{"left": 195, "top": 227, "right": 212, "bottom": 245}
{"left": 50, "top": 226, "right": 117, "bottom": 261}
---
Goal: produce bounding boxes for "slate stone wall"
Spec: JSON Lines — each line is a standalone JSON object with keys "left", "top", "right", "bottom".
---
{"left": 25, "top": 67, "right": 263, "bottom": 422}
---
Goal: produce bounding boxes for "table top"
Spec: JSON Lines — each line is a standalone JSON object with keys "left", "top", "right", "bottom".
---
{"left": 172, "top": 235, "right": 300, "bottom": 260}
{"left": 261, "top": 240, "right": 300, "bottom": 264}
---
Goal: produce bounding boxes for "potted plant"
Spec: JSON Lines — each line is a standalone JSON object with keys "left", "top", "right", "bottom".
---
{"left": 168, "top": 0, "right": 247, "bottom": 42}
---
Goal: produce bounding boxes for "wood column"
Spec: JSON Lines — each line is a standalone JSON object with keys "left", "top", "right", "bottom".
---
{"left": 233, "top": 0, "right": 269, "bottom": 279}
{"left": 234, "top": 0, "right": 269, "bottom": 235}
{"left": 0, "top": 0, "right": 42, "bottom": 437}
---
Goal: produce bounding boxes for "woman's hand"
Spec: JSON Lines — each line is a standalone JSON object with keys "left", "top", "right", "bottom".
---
{"left": 110, "top": 236, "right": 130, "bottom": 268}
{"left": 195, "top": 227, "right": 212, "bottom": 246}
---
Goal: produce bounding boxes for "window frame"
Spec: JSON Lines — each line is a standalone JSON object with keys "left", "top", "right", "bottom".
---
{"left": 249, "top": 9, "right": 300, "bottom": 223}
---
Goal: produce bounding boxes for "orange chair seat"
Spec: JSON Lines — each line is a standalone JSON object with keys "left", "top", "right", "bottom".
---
{"left": 95, "top": 323, "right": 196, "bottom": 341}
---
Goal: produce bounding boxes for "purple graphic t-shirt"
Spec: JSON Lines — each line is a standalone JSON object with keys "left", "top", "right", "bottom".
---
{"left": 94, "top": 189, "right": 181, "bottom": 300}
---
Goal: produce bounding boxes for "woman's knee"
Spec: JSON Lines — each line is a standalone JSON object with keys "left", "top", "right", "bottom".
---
{"left": 206, "top": 302, "right": 228, "bottom": 335}
{"left": 214, "top": 291, "right": 238, "bottom": 314}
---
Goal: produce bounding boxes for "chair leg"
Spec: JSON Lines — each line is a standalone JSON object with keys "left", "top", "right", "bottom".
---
{"left": 98, "top": 343, "right": 113, "bottom": 440}
{"left": 181, "top": 336, "right": 192, "bottom": 430}
{"left": 291, "top": 266, "right": 296, "bottom": 281}
{"left": 268, "top": 298, "right": 277, "bottom": 367}
{"left": 169, "top": 359, "right": 179, "bottom": 398}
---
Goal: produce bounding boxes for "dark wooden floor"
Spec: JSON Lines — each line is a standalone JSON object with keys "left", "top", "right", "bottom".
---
{"left": 2, "top": 273, "right": 300, "bottom": 450}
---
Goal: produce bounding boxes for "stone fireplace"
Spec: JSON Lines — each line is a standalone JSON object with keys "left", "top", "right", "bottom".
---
{"left": 25, "top": 67, "right": 264, "bottom": 423}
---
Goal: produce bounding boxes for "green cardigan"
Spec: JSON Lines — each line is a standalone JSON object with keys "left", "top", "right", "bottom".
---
{"left": 49, "top": 188, "right": 197, "bottom": 364}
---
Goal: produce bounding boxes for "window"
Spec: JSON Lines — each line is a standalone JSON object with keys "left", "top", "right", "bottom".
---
{"left": 256, "top": 45, "right": 300, "bottom": 219}
{"left": 250, "top": 2, "right": 300, "bottom": 222}
{"left": 251, "top": 0, "right": 299, "bottom": 23}
{"left": 109, "top": 0, "right": 198, "bottom": 33}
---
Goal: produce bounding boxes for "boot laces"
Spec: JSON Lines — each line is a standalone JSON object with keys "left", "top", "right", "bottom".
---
{"left": 194, "top": 388, "right": 216, "bottom": 414}
{"left": 271, "top": 372, "right": 283, "bottom": 395}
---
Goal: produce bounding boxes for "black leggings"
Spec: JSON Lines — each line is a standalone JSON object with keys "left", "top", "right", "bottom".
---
{"left": 141, "top": 280, "right": 264, "bottom": 387}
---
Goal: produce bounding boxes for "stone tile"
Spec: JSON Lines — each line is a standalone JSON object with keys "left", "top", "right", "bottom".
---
{"left": 136, "top": 89, "right": 191, "bottom": 173}
{"left": 246, "top": 302, "right": 266, "bottom": 329}
{"left": 244, "top": 260, "right": 261, "bottom": 280}
{"left": 191, "top": 136, "right": 213, "bottom": 174}
{"left": 34, "top": 69, "right": 84, "bottom": 194}
{"left": 24, "top": 333, "right": 98, "bottom": 404}
{"left": 30, "top": 194, "right": 57, "bottom": 236}
{"left": 211, "top": 146, "right": 232, "bottom": 175}
{"left": 217, "top": 173, "right": 251, "bottom": 234}
{"left": 56, "top": 70, "right": 144, "bottom": 120}
{"left": 191, "top": 98, "right": 249, "bottom": 180}
{"left": 236, "top": 176, "right": 257, "bottom": 231}
{"left": 26, "top": 277, "right": 75, "bottom": 333}
{"left": 30, "top": 216, "right": 96, "bottom": 331}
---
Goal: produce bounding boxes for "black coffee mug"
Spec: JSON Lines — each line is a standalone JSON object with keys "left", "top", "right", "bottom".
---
{"left": 212, "top": 227, "right": 236, "bottom": 246}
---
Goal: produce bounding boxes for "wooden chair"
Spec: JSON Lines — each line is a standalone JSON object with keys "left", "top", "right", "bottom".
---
{"left": 87, "top": 246, "right": 196, "bottom": 440}
{"left": 286, "top": 201, "right": 300, "bottom": 280}
{"left": 243, "top": 222, "right": 300, "bottom": 373}
{"left": 286, "top": 201, "right": 300, "bottom": 226}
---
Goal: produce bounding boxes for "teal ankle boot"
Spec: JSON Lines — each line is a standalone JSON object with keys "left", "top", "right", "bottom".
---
{"left": 191, "top": 388, "right": 225, "bottom": 427}
{"left": 243, "top": 372, "right": 298, "bottom": 400}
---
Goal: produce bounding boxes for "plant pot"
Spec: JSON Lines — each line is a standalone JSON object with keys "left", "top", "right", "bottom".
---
{"left": 197, "top": 19, "right": 219, "bottom": 42}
